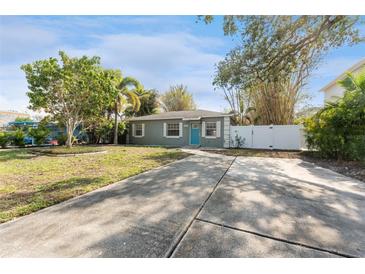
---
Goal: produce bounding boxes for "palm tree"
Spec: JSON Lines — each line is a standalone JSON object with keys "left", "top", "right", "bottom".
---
{"left": 160, "top": 85, "right": 196, "bottom": 111}
{"left": 113, "top": 77, "right": 141, "bottom": 144}
{"left": 338, "top": 70, "right": 365, "bottom": 95}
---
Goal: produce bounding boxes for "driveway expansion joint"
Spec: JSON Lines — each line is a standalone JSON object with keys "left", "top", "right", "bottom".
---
{"left": 195, "top": 218, "right": 355, "bottom": 258}
{"left": 164, "top": 156, "right": 237, "bottom": 258}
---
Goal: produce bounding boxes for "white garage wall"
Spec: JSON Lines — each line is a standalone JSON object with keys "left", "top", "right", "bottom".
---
{"left": 230, "top": 125, "right": 306, "bottom": 150}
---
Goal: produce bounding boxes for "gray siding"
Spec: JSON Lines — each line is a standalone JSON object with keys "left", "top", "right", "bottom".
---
{"left": 129, "top": 117, "right": 225, "bottom": 148}
{"left": 129, "top": 119, "right": 186, "bottom": 146}
{"left": 200, "top": 117, "right": 224, "bottom": 148}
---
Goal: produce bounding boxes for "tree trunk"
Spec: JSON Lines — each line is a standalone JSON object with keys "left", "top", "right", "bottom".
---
{"left": 66, "top": 123, "right": 73, "bottom": 148}
{"left": 113, "top": 105, "right": 119, "bottom": 145}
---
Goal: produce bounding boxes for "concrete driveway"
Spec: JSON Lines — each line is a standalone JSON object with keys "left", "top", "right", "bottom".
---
{"left": 0, "top": 152, "right": 364, "bottom": 257}
{"left": 173, "top": 156, "right": 365, "bottom": 258}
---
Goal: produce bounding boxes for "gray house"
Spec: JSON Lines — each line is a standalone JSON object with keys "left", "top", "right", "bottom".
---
{"left": 128, "top": 110, "right": 231, "bottom": 148}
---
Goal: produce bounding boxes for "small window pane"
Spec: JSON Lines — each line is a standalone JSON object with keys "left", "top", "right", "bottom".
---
{"left": 206, "top": 122, "right": 216, "bottom": 137}
{"left": 135, "top": 124, "right": 142, "bottom": 136}
{"left": 167, "top": 123, "right": 179, "bottom": 136}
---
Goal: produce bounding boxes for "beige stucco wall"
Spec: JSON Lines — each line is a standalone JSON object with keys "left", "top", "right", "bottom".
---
{"left": 324, "top": 84, "right": 347, "bottom": 103}
{"left": 323, "top": 64, "right": 364, "bottom": 103}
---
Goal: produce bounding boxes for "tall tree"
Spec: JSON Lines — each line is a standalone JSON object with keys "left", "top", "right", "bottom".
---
{"left": 126, "top": 88, "right": 160, "bottom": 117}
{"left": 202, "top": 16, "right": 363, "bottom": 124}
{"left": 22, "top": 51, "right": 110, "bottom": 148}
{"left": 160, "top": 85, "right": 196, "bottom": 111}
{"left": 113, "top": 74, "right": 141, "bottom": 144}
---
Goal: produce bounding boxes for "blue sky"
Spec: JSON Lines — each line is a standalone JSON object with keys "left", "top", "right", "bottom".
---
{"left": 0, "top": 16, "right": 364, "bottom": 114}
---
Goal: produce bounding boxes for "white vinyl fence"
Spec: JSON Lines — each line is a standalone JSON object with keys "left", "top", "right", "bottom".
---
{"left": 230, "top": 125, "right": 306, "bottom": 150}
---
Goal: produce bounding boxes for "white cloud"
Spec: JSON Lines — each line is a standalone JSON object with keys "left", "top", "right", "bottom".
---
{"left": 0, "top": 18, "right": 229, "bottom": 112}
{"left": 65, "top": 32, "right": 226, "bottom": 107}
{"left": 0, "top": 22, "right": 58, "bottom": 63}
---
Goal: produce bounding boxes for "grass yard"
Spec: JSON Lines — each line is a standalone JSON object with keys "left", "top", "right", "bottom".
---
{"left": 0, "top": 146, "right": 189, "bottom": 223}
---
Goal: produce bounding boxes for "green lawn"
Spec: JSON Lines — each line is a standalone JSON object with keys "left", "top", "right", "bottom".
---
{"left": 0, "top": 146, "right": 189, "bottom": 223}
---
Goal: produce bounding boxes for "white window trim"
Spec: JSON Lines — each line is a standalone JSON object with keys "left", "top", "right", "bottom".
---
{"left": 165, "top": 122, "right": 182, "bottom": 138}
{"left": 205, "top": 122, "right": 218, "bottom": 139}
{"left": 134, "top": 123, "right": 144, "bottom": 138}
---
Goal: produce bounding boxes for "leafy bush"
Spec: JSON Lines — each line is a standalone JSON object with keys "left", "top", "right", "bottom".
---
{"left": 93, "top": 118, "right": 114, "bottom": 143}
{"left": 29, "top": 126, "right": 50, "bottom": 145}
{"left": 14, "top": 117, "right": 33, "bottom": 122}
{"left": 304, "top": 70, "right": 365, "bottom": 161}
{"left": 11, "top": 129, "right": 26, "bottom": 147}
{"left": 0, "top": 132, "right": 11, "bottom": 148}
{"left": 56, "top": 134, "right": 67, "bottom": 146}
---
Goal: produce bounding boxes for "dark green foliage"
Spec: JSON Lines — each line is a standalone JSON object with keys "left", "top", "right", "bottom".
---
{"left": 304, "top": 70, "right": 365, "bottom": 161}
{"left": 126, "top": 89, "right": 160, "bottom": 117}
{"left": 29, "top": 126, "right": 50, "bottom": 145}
{"left": 56, "top": 134, "right": 67, "bottom": 146}
{"left": 0, "top": 132, "right": 11, "bottom": 148}
{"left": 11, "top": 129, "right": 26, "bottom": 147}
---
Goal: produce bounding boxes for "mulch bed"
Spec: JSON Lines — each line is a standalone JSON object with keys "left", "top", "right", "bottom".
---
{"left": 299, "top": 153, "right": 365, "bottom": 183}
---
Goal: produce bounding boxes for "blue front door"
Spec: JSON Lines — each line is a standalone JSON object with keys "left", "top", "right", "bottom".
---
{"left": 190, "top": 124, "right": 200, "bottom": 145}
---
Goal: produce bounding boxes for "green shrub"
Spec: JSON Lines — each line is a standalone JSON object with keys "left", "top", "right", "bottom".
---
{"left": 0, "top": 132, "right": 11, "bottom": 148}
{"left": 29, "top": 126, "right": 50, "bottom": 145}
{"left": 11, "top": 129, "right": 26, "bottom": 147}
{"left": 56, "top": 134, "right": 67, "bottom": 146}
{"left": 304, "top": 70, "right": 365, "bottom": 161}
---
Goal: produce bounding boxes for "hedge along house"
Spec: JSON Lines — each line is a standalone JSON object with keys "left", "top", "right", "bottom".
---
{"left": 128, "top": 110, "right": 232, "bottom": 148}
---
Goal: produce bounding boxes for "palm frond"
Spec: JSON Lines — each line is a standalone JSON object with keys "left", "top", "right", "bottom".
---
{"left": 338, "top": 72, "right": 355, "bottom": 90}
{"left": 119, "top": 77, "right": 142, "bottom": 90}
{"left": 114, "top": 76, "right": 142, "bottom": 114}
{"left": 125, "top": 90, "right": 141, "bottom": 112}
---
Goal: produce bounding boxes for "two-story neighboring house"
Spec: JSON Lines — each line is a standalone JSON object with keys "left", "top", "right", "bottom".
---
{"left": 320, "top": 59, "right": 365, "bottom": 103}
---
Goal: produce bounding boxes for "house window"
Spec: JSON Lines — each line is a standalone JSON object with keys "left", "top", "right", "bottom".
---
{"left": 167, "top": 123, "right": 179, "bottom": 136}
{"left": 135, "top": 124, "right": 143, "bottom": 137}
{"left": 206, "top": 122, "right": 217, "bottom": 137}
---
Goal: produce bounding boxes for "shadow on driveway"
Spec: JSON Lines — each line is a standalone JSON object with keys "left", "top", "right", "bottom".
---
{"left": 186, "top": 157, "right": 365, "bottom": 257}
{"left": 0, "top": 153, "right": 233, "bottom": 257}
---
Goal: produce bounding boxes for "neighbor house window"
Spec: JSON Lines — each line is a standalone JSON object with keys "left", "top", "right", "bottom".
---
{"left": 135, "top": 124, "right": 143, "bottom": 137}
{"left": 206, "top": 122, "right": 217, "bottom": 137}
{"left": 167, "top": 123, "right": 179, "bottom": 136}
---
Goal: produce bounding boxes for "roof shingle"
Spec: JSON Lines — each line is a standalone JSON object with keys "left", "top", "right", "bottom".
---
{"left": 129, "top": 109, "right": 230, "bottom": 121}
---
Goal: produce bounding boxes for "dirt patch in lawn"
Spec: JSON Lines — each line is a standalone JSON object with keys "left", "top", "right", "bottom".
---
{"left": 203, "top": 149, "right": 365, "bottom": 183}
{"left": 29, "top": 146, "right": 106, "bottom": 156}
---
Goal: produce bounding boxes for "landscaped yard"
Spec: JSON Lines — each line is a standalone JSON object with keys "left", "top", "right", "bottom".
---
{"left": 0, "top": 146, "right": 189, "bottom": 223}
